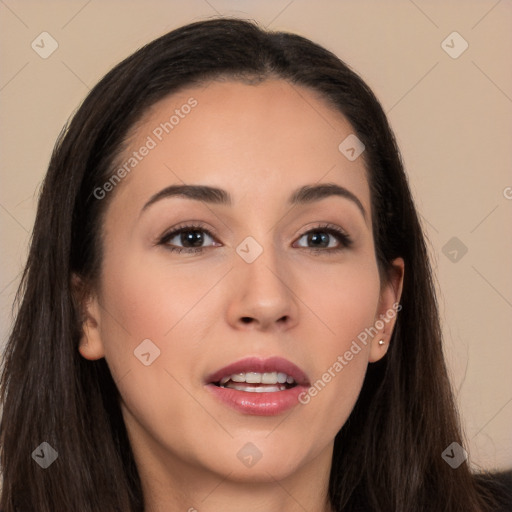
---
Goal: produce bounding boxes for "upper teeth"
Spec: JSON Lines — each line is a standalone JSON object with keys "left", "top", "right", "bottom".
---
{"left": 219, "top": 372, "right": 295, "bottom": 385}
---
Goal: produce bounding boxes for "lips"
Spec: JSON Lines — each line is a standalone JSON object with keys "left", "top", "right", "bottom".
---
{"left": 205, "top": 356, "right": 310, "bottom": 387}
{"left": 204, "top": 356, "right": 310, "bottom": 416}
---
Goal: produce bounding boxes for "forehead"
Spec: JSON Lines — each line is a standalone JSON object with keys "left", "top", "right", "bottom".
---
{"left": 109, "top": 79, "right": 370, "bottom": 215}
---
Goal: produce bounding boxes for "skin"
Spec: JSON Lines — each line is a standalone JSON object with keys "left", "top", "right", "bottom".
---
{"left": 78, "top": 79, "right": 404, "bottom": 512}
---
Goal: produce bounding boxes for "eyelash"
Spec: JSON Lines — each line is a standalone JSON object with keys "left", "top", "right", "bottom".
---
{"left": 157, "top": 222, "right": 353, "bottom": 255}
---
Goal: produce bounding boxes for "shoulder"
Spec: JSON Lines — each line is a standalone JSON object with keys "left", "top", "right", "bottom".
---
{"left": 474, "top": 469, "right": 512, "bottom": 512}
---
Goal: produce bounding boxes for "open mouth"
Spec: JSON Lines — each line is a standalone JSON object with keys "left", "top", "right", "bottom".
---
{"left": 213, "top": 371, "right": 297, "bottom": 393}
{"left": 205, "top": 357, "right": 309, "bottom": 415}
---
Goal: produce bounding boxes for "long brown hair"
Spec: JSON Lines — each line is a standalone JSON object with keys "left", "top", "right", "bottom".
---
{"left": 0, "top": 17, "right": 505, "bottom": 511}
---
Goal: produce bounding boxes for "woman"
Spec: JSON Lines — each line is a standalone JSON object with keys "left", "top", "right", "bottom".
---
{"left": 0, "top": 17, "right": 509, "bottom": 512}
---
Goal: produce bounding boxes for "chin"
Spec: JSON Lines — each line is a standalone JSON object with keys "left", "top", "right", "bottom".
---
{"left": 219, "top": 458, "right": 303, "bottom": 484}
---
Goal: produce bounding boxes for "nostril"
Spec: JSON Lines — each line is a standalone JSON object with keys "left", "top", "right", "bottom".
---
{"left": 241, "top": 317, "right": 253, "bottom": 324}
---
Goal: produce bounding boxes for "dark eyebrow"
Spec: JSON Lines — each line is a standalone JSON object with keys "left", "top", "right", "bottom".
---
{"left": 142, "top": 185, "right": 231, "bottom": 212}
{"left": 141, "top": 182, "right": 366, "bottom": 220}
{"left": 289, "top": 183, "right": 366, "bottom": 220}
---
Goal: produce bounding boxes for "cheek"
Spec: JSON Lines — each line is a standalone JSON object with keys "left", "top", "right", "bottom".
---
{"left": 95, "top": 246, "right": 211, "bottom": 388}
{"left": 95, "top": 254, "right": 213, "bottom": 449}
{"left": 296, "top": 322, "right": 371, "bottom": 448}
{"left": 300, "top": 252, "right": 381, "bottom": 343}
{"left": 98, "top": 245, "right": 220, "bottom": 340}
{"left": 293, "top": 257, "right": 380, "bottom": 433}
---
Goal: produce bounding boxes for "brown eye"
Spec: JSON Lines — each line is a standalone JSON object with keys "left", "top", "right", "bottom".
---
{"left": 159, "top": 225, "right": 220, "bottom": 254}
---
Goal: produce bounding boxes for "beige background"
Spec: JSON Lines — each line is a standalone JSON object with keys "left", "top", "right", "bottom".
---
{"left": 0, "top": 0, "right": 511, "bottom": 472}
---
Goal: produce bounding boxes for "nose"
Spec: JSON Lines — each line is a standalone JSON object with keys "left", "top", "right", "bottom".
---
{"left": 225, "top": 240, "right": 299, "bottom": 332}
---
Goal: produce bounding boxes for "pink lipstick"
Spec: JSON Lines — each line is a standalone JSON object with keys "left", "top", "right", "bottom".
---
{"left": 204, "top": 356, "right": 310, "bottom": 416}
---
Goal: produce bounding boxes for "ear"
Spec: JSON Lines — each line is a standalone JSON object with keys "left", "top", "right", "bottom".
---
{"left": 71, "top": 274, "right": 105, "bottom": 361}
{"left": 368, "top": 257, "right": 404, "bottom": 363}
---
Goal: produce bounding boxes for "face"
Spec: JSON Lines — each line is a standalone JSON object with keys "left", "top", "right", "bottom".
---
{"left": 79, "top": 79, "right": 403, "bottom": 489}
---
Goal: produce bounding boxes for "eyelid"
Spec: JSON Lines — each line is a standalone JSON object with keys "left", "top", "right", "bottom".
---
{"left": 296, "top": 222, "right": 350, "bottom": 239}
{"left": 156, "top": 221, "right": 221, "bottom": 247}
{"left": 294, "top": 222, "right": 353, "bottom": 249}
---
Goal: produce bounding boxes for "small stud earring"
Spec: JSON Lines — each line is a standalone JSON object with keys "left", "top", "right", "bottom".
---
{"left": 378, "top": 339, "right": 385, "bottom": 345}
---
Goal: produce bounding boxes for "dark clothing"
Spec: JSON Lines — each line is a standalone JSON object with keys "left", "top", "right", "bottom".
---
{"left": 476, "top": 469, "right": 512, "bottom": 512}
